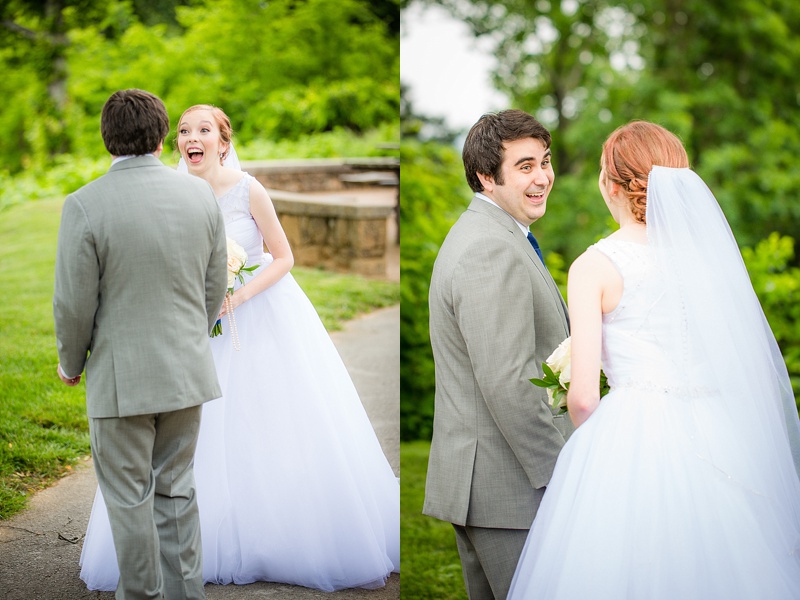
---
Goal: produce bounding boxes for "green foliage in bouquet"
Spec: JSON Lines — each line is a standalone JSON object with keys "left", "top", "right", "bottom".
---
{"left": 530, "top": 337, "right": 610, "bottom": 414}
{"left": 530, "top": 363, "right": 568, "bottom": 413}
{"left": 530, "top": 366, "right": 610, "bottom": 415}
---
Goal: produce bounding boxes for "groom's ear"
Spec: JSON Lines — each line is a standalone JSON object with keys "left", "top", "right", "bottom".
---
{"left": 153, "top": 140, "right": 164, "bottom": 157}
{"left": 476, "top": 172, "right": 495, "bottom": 193}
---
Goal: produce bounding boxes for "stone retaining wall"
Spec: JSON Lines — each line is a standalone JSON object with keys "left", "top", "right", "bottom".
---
{"left": 243, "top": 157, "right": 398, "bottom": 192}
{"left": 242, "top": 158, "right": 398, "bottom": 277}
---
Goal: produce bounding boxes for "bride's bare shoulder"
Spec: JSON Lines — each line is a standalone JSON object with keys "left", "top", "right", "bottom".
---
{"left": 220, "top": 166, "right": 245, "bottom": 185}
{"left": 569, "top": 243, "right": 621, "bottom": 282}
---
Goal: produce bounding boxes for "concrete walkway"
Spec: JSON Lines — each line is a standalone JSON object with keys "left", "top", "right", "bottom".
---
{"left": 0, "top": 306, "right": 400, "bottom": 600}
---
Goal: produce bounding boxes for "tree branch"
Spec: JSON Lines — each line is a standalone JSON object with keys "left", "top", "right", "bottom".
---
{"left": 2, "top": 19, "right": 39, "bottom": 41}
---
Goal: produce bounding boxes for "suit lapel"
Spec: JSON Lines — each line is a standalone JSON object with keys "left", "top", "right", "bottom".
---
{"left": 467, "top": 196, "right": 569, "bottom": 334}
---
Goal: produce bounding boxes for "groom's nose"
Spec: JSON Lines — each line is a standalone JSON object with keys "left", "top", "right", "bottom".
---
{"left": 532, "top": 167, "right": 550, "bottom": 186}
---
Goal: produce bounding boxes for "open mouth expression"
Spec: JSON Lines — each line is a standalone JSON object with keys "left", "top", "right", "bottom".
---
{"left": 186, "top": 146, "right": 205, "bottom": 165}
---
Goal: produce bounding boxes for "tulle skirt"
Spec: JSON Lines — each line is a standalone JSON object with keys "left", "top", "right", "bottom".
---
{"left": 79, "top": 262, "right": 399, "bottom": 592}
{"left": 507, "top": 386, "right": 800, "bottom": 600}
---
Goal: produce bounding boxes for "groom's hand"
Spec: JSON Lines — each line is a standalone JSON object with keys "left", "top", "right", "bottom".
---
{"left": 57, "top": 363, "right": 81, "bottom": 386}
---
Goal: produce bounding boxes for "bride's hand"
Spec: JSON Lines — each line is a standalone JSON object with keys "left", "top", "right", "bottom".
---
{"left": 218, "top": 290, "right": 245, "bottom": 318}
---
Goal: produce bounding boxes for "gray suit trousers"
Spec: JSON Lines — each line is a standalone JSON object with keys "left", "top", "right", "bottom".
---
{"left": 454, "top": 525, "right": 529, "bottom": 600}
{"left": 90, "top": 406, "right": 205, "bottom": 600}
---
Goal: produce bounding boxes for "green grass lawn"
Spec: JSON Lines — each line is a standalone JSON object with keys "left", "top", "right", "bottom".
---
{"left": 401, "top": 440, "right": 468, "bottom": 600}
{"left": 0, "top": 196, "right": 398, "bottom": 520}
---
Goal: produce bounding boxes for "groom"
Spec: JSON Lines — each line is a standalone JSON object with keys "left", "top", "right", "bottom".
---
{"left": 425, "top": 109, "right": 572, "bottom": 599}
{"left": 54, "top": 89, "right": 228, "bottom": 599}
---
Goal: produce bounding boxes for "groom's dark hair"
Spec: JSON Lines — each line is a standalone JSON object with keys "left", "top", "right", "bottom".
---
{"left": 463, "top": 109, "right": 551, "bottom": 193}
{"left": 101, "top": 89, "right": 170, "bottom": 156}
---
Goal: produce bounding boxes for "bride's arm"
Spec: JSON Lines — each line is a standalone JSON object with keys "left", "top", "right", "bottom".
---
{"left": 226, "top": 179, "right": 294, "bottom": 310}
{"left": 566, "top": 250, "right": 609, "bottom": 428}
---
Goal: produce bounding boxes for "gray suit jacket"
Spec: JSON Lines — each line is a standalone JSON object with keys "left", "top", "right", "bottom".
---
{"left": 53, "top": 155, "right": 228, "bottom": 418}
{"left": 424, "top": 197, "right": 572, "bottom": 529}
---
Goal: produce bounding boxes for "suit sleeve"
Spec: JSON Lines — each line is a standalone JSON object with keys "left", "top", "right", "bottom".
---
{"left": 452, "top": 235, "right": 566, "bottom": 489}
{"left": 53, "top": 195, "right": 99, "bottom": 378}
{"left": 205, "top": 201, "right": 229, "bottom": 333}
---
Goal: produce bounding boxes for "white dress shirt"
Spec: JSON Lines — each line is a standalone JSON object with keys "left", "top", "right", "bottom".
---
{"left": 475, "top": 192, "right": 531, "bottom": 236}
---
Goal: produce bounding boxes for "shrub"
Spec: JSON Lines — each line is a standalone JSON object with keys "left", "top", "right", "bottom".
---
{"left": 400, "top": 141, "right": 468, "bottom": 440}
{"left": 742, "top": 233, "right": 800, "bottom": 409}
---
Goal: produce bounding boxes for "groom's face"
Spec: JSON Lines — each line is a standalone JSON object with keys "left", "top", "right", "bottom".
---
{"left": 481, "top": 137, "right": 554, "bottom": 227}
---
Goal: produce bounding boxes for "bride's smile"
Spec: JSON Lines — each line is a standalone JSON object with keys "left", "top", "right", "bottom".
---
{"left": 186, "top": 146, "right": 204, "bottom": 164}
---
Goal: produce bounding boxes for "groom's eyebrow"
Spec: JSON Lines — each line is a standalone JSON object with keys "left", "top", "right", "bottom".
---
{"left": 514, "top": 149, "right": 551, "bottom": 166}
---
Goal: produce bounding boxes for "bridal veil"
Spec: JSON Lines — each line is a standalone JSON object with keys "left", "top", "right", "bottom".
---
{"left": 647, "top": 166, "right": 800, "bottom": 489}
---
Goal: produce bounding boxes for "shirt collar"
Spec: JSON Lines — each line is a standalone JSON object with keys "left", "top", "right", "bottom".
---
{"left": 110, "top": 153, "right": 155, "bottom": 167}
{"left": 475, "top": 192, "right": 531, "bottom": 236}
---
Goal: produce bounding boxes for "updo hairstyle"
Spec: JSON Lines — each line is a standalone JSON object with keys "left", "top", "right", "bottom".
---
{"left": 600, "top": 121, "right": 689, "bottom": 224}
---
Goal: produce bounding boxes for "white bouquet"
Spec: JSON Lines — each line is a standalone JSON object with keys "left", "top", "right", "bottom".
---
{"left": 530, "top": 337, "right": 609, "bottom": 414}
{"left": 211, "top": 237, "right": 259, "bottom": 346}
{"left": 225, "top": 237, "right": 250, "bottom": 289}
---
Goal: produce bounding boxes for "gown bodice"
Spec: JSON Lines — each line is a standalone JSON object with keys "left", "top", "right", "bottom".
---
{"left": 217, "top": 173, "right": 267, "bottom": 266}
{"left": 593, "top": 238, "right": 690, "bottom": 392}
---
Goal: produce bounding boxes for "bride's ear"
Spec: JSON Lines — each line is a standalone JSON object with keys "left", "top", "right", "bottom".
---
{"left": 607, "top": 181, "right": 624, "bottom": 202}
{"left": 600, "top": 169, "right": 618, "bottom": 199}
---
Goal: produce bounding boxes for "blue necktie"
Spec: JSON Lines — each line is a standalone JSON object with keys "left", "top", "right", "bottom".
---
{"left": 527, "top": 231, "right": 545, "bottom": 265}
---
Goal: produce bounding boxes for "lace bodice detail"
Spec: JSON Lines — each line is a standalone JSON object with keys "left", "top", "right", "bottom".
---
{"left": 217, "top": 173, "right": 268, "bottom": 267}
{"left": 592, "top": 238, "right": 688, "bottom": 391}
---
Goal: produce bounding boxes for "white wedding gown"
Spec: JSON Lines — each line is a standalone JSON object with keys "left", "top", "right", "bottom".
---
{"left": 508, "top": 238, "right": 800, "bottom": 600}
{"left": 79, "top": 173, "right": 399, "bottom": 592}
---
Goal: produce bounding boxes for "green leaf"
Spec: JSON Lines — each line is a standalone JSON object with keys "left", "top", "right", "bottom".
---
{"left": 210, "top": 320, "right": 222, "bottom": 337}
{"left": 599, "top": 370, "right": 610, "bottom": 397}
{"left": 542, "top": 363, "right": 557, "bottom": 379}
{"left": 551, "top": 388, "right": 568, "bottom": 413}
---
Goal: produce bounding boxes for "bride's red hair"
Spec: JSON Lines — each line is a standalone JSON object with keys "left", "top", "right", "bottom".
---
{"left": 601, "top": 121, "right": 689, "bottom": 224}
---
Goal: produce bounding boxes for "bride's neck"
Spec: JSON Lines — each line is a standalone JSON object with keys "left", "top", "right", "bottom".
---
{"left": 616, "top": 206, "right": 642, "bottom": 229}
{"left": 202, "top": 166, "right": 245, "bottom": 199}
{"left": 614, "top": 208, "right": 647, "bottom": 240}
{"left": 201, "top": 166, "right": 226, "bottom": 193}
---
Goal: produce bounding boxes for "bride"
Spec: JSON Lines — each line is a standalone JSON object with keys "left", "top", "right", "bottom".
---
{"left": 508, "top": 121, "right": 800, "bottom": 599}
{"left": 79, "top": 104, "right": 399, "bottom": 592}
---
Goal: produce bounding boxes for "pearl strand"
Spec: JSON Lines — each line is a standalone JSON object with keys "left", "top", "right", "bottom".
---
{"left": 225, "top": 294, "right": 241, "bottom": 351}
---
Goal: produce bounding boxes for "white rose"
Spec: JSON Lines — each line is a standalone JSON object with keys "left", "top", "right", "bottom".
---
{"left": 227, "top": 254, "right": 244, "bottom": 273}
{"left": 546, "top": 337, "right": 571, "bottom": 374}
{"left": 225, "top": 238, "right": 248, "bottom": 288}
{"left": 226, "top": 238, "right": 247, "bottom": 269}
{"left": 558, "top": 361, "right": 571, "bottom": 387}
